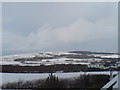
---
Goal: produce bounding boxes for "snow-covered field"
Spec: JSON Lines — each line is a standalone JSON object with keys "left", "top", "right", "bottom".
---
{"left": 0, "top": 52, "right": 119, "bottom": 66}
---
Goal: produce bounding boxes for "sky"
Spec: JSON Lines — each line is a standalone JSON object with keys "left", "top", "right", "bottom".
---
{"left": 2, "top": 2, "right": 118, "bottom": 55}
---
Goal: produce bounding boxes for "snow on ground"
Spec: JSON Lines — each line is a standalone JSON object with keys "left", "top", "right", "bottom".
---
{"left": 93, "top": 54, "right": 119, "bottom": 58}
{"left": 0, "top": 52, "right": 119, "bottom": 66}
{"left": 0, "top": 71, "right": 118, "bottom": 85}
{"left": 0, "top": 52, "right": 90, "bottom": 66}
{"left": 0, "top": 57, "right": 92, "bottom": 66}
{"left": 0, "top": 61, "right": 21, "bottom": 65}
{"left": 1, "top": 54, "right": 35, "bottom": 61}
{"left": 101, "top": 54, "right": 119, "bottom": 58}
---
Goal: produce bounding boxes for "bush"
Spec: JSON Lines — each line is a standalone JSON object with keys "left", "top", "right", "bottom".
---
{"left": 1, "top": 74, "right": 110, "bottom": 89}
{"left": 71, "top": 74, "right": 110, "bottom": 88}
{"left": 40, "top": 73, "right": 68, "bottom": 88}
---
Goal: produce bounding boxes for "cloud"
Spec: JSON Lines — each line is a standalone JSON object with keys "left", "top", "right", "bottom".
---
{"left": 3, "top": 17, "right": 117, "bottom": 53}
{"left": 0, "top": 3, "right": 2, "bottom": 55}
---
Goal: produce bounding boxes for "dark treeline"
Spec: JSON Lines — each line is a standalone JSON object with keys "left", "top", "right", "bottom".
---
{"left": 2, "top": 64, "right": 119, "bottom": 73}
{"left": 1, "top": 74, "right": 110, "bottom": 89}
{"left": 69, "top": 51, "right": 119, "bottom": 55}
{"left": 1, "top": 64, "right": 88, "bottom": 73}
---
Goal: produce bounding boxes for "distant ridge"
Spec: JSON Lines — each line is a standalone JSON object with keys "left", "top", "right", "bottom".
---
{"left": 69, "top": 51, "right": 119, "bottom": 55}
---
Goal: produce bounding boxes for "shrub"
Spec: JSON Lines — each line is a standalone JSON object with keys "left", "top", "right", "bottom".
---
{"left": 1, "top": 74, "right": 110, "bottom": 89}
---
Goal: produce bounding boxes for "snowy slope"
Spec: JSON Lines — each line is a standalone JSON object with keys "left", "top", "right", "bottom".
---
{"left": 0, "top": 52, "right": 119, "bottom": 67}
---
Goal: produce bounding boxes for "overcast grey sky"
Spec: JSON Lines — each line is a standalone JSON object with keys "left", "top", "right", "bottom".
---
{"left": 2, "top": 2, "right": 118, "bottom": 55}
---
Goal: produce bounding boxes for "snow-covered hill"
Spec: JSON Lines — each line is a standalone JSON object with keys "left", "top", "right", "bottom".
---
{"left": 0, "top": 51, "right": 119, "bottom": 68}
